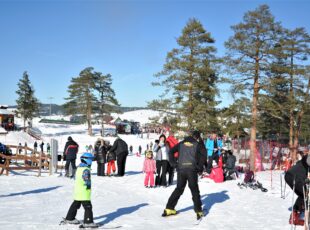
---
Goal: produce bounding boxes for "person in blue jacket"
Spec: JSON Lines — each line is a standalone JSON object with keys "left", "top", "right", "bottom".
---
{"left": 204, "top": 133, "right": 222, "bottom": 174}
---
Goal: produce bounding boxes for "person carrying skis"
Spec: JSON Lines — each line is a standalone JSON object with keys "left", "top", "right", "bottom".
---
{"left": 162, "top": 130, "right": 206, "bottom": 220}
{"left": 62, "top": 152, "right": 98, "bottom": 228}
{"left": 285, "top": 151, "right": 310, "bottom": 226}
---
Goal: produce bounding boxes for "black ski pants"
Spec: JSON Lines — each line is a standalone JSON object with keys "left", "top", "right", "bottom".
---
{"left": 66, "top": 200, "right": 93, "bottom": 224}
{"left": 160, "top": 160, "right": 169, "bottom": 186}
{"left": 97, "top": 162, "right": 105, "bottom": 176}
{"left": 155, "top": 160, "right": 162, "bottom": 186}
{"left": 168, "top": 163, "right": 175, "bottom": 186}
{"left": 166, "top": 169, "right": 202, "bottom": 212}
{"left": 285, "top": 172, "right": 305, "bottom": 212}
{"left": 65, "top": 159, "right": 77, "bottom": 171}
{"left": 205, "top": 156, "right": 213, "bottom": 174}
{"left": 117, "top": 152, "right": 128, "bottom": 176}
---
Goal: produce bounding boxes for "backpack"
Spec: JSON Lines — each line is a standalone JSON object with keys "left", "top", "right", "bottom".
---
{"left": 244, "top": 170, "right": 254, "bottom": 183}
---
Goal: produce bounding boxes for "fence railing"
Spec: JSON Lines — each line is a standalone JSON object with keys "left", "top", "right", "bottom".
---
{"left": 0, "top": 145, "right": 51, "bottom": 176}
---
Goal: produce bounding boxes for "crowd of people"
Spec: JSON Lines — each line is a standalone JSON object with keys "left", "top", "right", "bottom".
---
{"left": 62, "top": 136, "right": 129, "bottom": 178}
{"left": 59, "top": 130, "right": 309, "bottom": 228}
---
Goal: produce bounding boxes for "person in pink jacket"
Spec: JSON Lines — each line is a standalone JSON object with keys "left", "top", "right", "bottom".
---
{"left": 143, "top": 151, "right": 156, "bottom": 188}
{"left": 209, "top": 161, "right": 224, "bottom": 183}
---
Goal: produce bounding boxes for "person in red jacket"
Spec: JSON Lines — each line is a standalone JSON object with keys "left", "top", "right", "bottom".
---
{"left": 209, "top": 161, "right": 224, "bottom": 183}
{"left": 166, "top": 134, "right": 179, "bottom": 186}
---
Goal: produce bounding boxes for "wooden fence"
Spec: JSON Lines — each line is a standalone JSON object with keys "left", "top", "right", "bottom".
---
{"left": 0, "top": 145, "right": 51, "bottom": 176}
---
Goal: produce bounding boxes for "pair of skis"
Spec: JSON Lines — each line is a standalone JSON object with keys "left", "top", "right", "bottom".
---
{"left": 237, "top": 181, "right": 268, "bottom": 192}
{"left": 59, "top": 218, "right": 121, "bottom": 229}
{"left": 162, "top": 210, "right": 206, "bottom": 226}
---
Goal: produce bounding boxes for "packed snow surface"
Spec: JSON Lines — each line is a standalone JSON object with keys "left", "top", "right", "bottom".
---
{"left": 0, "top": 111, "right": 301, "bottom": 229}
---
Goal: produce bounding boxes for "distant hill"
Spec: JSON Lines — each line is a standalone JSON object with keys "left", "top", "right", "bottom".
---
{"left": 8, "top": 104, "right": 147, "bottom": 116}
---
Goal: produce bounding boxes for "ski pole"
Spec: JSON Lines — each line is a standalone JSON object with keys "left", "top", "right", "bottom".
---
{"left": 307, "top": 171, "right": 310, "bottom": 230}
{"left": 303, "top": 186, "right": 308, "bottom": 230}
{"left": 281, "top": 173, "right": 283, "bottom": 198}
{"left": 59, "top": 153, "right": 64, "bottom": 177}
{"left": 291, "top": 175, "right": 296, "bottom": 230}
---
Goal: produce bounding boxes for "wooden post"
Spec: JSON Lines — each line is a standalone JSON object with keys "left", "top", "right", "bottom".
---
{"left": 38, "top": 151, "right": 42, "bottom": 177}
{"left": 5, "top": 157, "right": 9, "bottom": 176}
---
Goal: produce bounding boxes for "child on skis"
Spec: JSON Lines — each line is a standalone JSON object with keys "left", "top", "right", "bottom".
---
{"left": 62, "top": 152, "right": 98, "bottom": 228}
{"left": 143, "top": 151, "right": 156, "bottom": 188}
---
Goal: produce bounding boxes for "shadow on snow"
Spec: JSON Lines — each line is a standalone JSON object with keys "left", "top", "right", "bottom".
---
{"left": 94, "top": 203, "right": 149, "bottom": 225}
{"left": 0, "top": 186, "right": 62, "bottom": 198}
{"left": 178, "top": 190, "right": 230, "bottom": 216}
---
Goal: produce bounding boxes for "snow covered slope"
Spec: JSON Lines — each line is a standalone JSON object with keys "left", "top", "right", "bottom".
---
{"left": 0, "top": 116, "right": 300, "bottom": 230}
{"left": 112, "top": 109, "right": 163, "bottom": 125}
{"left": 0, "top": 151, "right": 299, "bottom": 229}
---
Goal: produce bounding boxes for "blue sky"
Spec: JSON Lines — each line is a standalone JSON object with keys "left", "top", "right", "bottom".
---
{"left": 0, "top": 0, "right": 309, "bottom": 108}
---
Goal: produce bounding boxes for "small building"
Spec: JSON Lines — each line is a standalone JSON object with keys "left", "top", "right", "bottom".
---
{"left": 0, "top": 106, "right": 14, "bottom": 131}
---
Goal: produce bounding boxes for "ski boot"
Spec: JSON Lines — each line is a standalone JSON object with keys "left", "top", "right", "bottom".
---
{"left": 79, "top": 222, "right": 99, "bottom": 228}
{"left": 65, "top": 170, "right": 70, "bottom": 177}
{"left": 60, "top": 218, "right": 80, "bottom": 225}
{"left": 289, "top": 211, "right": 304, "bottom": 226}
{"left": 70, "top": 169, "right": 76, "bottom": 179}
{"left": 196, "top": 211, "right": 205, "bottom": 220}
{"left": 162, "top": 209, "right": 177, "bottom": 217}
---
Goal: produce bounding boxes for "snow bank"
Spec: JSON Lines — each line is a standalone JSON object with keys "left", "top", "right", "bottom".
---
{"left": 112, "top": 109, "right": 163, "bottom": 125}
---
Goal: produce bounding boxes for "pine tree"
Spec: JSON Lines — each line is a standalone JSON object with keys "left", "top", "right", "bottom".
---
{"left": 224, "top": 5, "right": 281, "bottom": 170}
{"left": 15, "top": 71, "right": 39, "bottom": 128}
{"left": 276, "top": 28, "right": 310, "bottom": 161}
{"left": 153, "top": 18, "right": 219, "bottom": 131}
{"left": 258, "top": 53, "right": 290, "bottom": 139}
{"left": 222, "top": 97, "right": 251, "bottom": 138}
{"left": 64, "top": 67, "right": 97, "bottom": 135}
{"left": 93, "top": 72, "right": 119, "bottom": 137}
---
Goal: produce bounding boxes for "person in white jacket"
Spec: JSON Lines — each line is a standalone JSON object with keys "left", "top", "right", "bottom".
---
{"left": 154, "top": 134, "right": 170, "bottom": 187}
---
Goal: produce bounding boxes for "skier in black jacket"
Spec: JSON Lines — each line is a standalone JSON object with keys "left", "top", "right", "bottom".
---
{"left": 63, "top": 136, "right": 79, "bottom": 178}
{"left": 94, "top": 139, "right": 107, "bottom": 176}
{"left": 162, "top": 130, "right": 206, "bottom": 220}
{"left": 224, "top": 150, "right": 237, "bottom": 180}
{"left": 285, "top": 153, "right": 310, "bottom": 226}
{"left": 109, "top": 137, "right": 128, "bottom": 176}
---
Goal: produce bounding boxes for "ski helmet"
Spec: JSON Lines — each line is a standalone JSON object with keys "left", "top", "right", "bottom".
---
{"left": 80, "top": 152, "right": 94, "bottom": 166}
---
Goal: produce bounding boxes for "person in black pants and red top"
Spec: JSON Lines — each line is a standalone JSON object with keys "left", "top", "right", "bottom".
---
{"left": 63, "top": 136, "right": 79, "bottom": 178}
{"left": 109, "top": 137, "right": 128, "bottom": 177}
{"left": 163, "top": 131, "right": 206, "bottom": 220}
{"left": 285, "top": 151, "right": 309, "bottom": 226}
